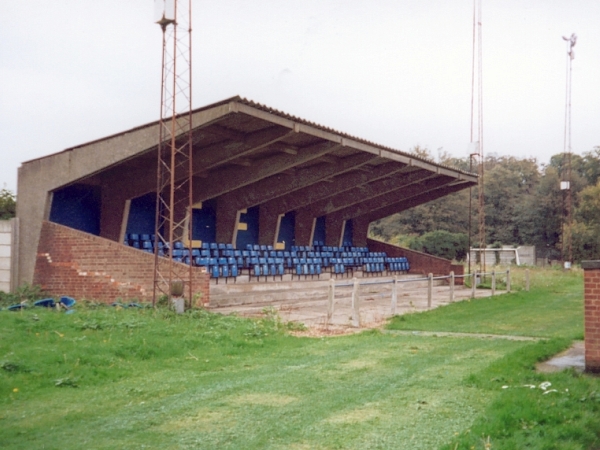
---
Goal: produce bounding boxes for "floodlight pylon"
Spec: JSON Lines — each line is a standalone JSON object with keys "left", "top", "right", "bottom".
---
{"left": 153, "top": 0, "right": 194, "bottom": 307}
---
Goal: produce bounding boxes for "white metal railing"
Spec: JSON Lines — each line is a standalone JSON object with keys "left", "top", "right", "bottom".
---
{"left": 326, "top": 268, "right": 530, "bottom": 327}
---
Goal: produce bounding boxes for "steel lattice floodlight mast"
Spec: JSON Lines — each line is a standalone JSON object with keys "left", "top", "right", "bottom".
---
{"left": 153, "top": 0, "right": 194, "bottom": 307}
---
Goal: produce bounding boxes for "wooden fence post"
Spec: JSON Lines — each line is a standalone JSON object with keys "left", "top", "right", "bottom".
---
{"left": 427, "top": 273, "right": 433, "bottom": 309}
{"left": 491, "top": 270, "right": 496, "bottom": 296}
{"left": 449, "top": 271, "right": 455, "bottom": 302}
{"left": 391, "top": 276, "right": 398, "bottom": 315}
{"left": 351, "top": 277, "right": 360, "bottom": 327}
{"left": 327, "top": 278, "right": 335, "bottom": 325}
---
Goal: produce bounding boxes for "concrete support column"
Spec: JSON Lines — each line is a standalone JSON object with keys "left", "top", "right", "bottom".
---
{"left": 215, "top": 199, "right": 238, "bottom": 245}
{"left": 100, "top": 189, "right": 128, "bottom": 242}
{"left": 258, "top": 206, "right": 280, "bottom": 246}
{"left": 325, "top": 214, "right": 344, "bottom": 247}
{"left": 294, "top": 210, "right": 315, "bottom": 247}
{"left": 582, "top": 260, "right": 600, "bottom": 373}
{"left": 352, "top": 216, "right": 370, "bottom": 247}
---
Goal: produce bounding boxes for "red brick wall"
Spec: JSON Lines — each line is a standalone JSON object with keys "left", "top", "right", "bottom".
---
{"left": 582, "top": 261, "right": 600, "bottom": 373}
{"left": 367, "top": 238, "right": 464, "bottom": 284}
{"left": 33, "top": 221, "right": 209, "bottom": 305}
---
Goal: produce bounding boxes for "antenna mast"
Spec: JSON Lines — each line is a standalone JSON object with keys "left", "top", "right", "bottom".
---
{"left": 470, "top": 0, "right": 485, "bottom": 273}
{"left": 153, "top": 0, "right": 194, "bottom": 307}
{"left": 561, "top": 33, "right": 576, "bottom": 269}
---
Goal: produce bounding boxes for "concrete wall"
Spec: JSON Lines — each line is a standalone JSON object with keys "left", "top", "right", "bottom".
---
{"left": 367, "top": 238, "right": 464, "bottom": 283}
{"left": 469, "top": 246, "right": 536, "bottom": 266}
{"left": 33, "top": 221, "right": 210, "bottom": 304}
{"left": 0, "top": 219, "right": 17, "bottom": 292}
{"left": 16, "top": 103, "right": 233, "bottom": 287}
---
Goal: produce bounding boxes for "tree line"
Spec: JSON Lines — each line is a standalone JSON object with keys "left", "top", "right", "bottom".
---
{"left": 1, "top": 147, "right": 598, "bottom": 264}
{"left": 369, "top": 146, "right": 600, "bottom": 263}
{"left": 0, "top": 189, "right": 16, "bottom": 220}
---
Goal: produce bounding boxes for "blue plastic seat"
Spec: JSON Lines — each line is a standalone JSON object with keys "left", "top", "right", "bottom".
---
{"left": 60, "top": 296, "right": 76, "bottom": 309}
{"left": 315, "top": 264, "right": 322, "bottom": 276}
{"left": 195, "top": 257, "right": 209, "bottom": 267}
{"left": 34, "top": 298, "right": 55, "bottom": 308}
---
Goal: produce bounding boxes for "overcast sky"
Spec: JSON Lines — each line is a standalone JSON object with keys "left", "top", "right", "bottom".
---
{"left": 1, "top": 0, "right": 599, "bottom": 193}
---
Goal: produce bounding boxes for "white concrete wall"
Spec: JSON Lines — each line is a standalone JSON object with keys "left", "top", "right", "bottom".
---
{"left": 469, "top": 246, "right": 536, "bottom": 267}
{"left": 0, "top": 220, "right": 13, "bottom": 292}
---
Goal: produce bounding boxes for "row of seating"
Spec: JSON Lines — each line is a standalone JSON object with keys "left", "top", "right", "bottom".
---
{"left": 124, "top": 236, "right": 410, "bottom": 280}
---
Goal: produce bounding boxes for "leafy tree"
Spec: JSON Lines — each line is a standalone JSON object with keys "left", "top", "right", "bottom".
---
{"left": 408, "top": 230, "right": 468, "bottom": 261}
{"left": 370, "top": 146, "right": 600, "bottom": 263}
{"left": 0, "top": 189, "right": 16, "bottom": 220}
{"left": 570, "top": 181, "right": 600, "bottom": 261}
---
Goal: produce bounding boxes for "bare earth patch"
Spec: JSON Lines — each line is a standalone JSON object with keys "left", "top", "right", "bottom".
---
{"left": 159, "top": 409, "right": 232, "bottom": 432}
{"left": 325, "top": 404, "right": 386, "bottom": 424}
{"left": 226, "top": 392, "right": 298, "bottom": 407}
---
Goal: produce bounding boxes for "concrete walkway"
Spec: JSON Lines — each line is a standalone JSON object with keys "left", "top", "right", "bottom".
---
{"left": 383, "top": 330, "right": 545, "bottom": 341}
{"left": 536, "top": 341, "right": 585, "bottom": 373}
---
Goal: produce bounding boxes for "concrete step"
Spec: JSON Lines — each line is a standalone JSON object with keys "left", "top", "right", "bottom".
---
{"left": 209, "top": 273, "right": 450, "bottom": 308}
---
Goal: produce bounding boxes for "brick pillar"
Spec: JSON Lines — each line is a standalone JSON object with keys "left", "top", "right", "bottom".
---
{"left": 582, "top": 260, "right": 600, "bottom": 373}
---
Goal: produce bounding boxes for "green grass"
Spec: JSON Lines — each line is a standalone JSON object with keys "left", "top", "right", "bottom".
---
{"left": 389, "top": 266, "right": 584, "bottom": 339}
{"left": 440, "top": 337, "right": 600, "bottom": 450}
{"left": 393, "top": 266, "right": 599, "bottom": 450}
{"left": 1, "top": 267, "right": 598, "bottom": 449}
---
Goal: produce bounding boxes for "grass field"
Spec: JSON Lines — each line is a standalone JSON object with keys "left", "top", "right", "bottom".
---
{"left": 1, "top": 267, "right": 599, "bottom": 449}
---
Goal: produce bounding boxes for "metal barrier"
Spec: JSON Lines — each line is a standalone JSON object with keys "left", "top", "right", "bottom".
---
{"left": 326, "top": 268, "right": 528, "bottom": 327}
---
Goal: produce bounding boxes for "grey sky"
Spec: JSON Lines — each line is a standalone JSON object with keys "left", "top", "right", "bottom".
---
{"left": 1, "top": 0, "right": 599, "bottom": 193}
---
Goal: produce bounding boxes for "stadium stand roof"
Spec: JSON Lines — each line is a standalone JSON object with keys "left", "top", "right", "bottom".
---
{"left": 16, "top": 96, "right": 477, "bottom": 286}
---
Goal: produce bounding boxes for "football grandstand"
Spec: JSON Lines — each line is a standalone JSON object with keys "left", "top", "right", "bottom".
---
{"left": 16, "top": 97, "right": 476, "bottom": 305}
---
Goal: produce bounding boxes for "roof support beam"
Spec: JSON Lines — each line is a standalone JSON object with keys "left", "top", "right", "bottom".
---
{"left": 320, "top": 175, "right": 456, "bottom": 225}
{"left": 362, "top": 182, "right": 472, "bottom": 224}
{"left": 193, "top": 141, "right": 341, "bottom": 204}
{"left": 96, "top": 125, "right": 296, "bottom": 207}
{"left": 219, "top": 152, "right": 377, "bottom": 214}
{"left": 190, "top": 125, "right": 295, "bottom": 174}
{"left": 296, "top": 170, "right": 436, "bottom": 219}
{"left": 260, "top": 162, "right": 412, "bottom": 219}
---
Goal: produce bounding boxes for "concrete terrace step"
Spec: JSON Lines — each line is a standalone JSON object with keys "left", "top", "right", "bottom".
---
{"left": 209, "top": 273, "right": 449, "bottom": 308}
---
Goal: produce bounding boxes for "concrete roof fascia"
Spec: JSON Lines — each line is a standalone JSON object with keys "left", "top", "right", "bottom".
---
{"left": 233, "top": 97, "right": 476, "bottom": 178}
{"left": 20, "top": 95, "right": 477, "bottom": 185}
{"left": 21, "top": 101, "right": 236, "bottom": 167}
